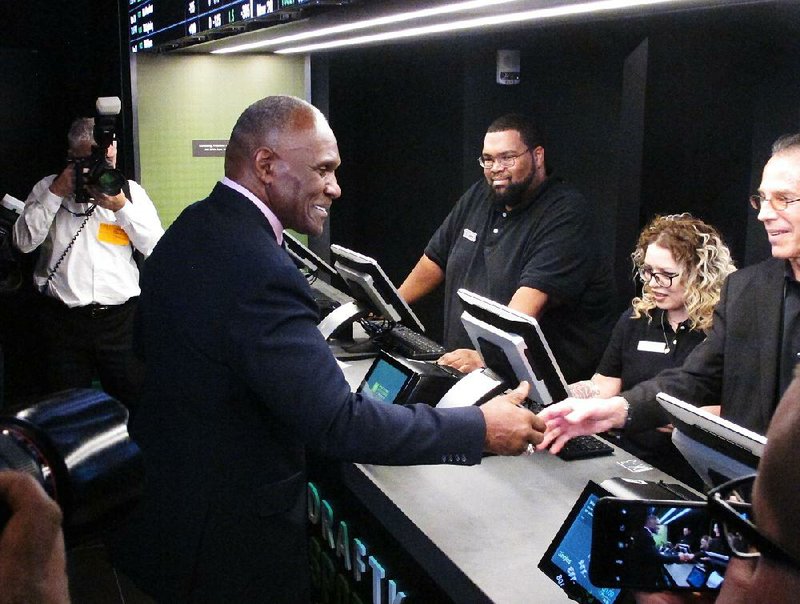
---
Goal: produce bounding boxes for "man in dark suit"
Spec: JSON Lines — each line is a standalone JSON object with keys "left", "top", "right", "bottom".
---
{"left": 538, "top": 132, "right": 800, "bottom": 451}
{"left": 628, "top": 514, "right": 695, "bottom": 590}
{"left": 107, "top": 96, "right": 545, "bottom": 602}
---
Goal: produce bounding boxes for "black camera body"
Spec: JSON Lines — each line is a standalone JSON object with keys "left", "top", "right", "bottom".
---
{"left": 0, "top": 389, "right": 144, "bottom": 545}
{"left": 74, "top": 97, "right": 128, "bottom": 204}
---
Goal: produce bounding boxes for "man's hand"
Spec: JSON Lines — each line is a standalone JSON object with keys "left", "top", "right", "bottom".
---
{"left": 88, "top": 187, "right": 127, "bottom": 212}
{"left": 49, "top": 164, "right": 75, "bottom": 198}
{"left": 480, "top": 382, "right": 545, "bottom": 455}
{"left": 0, "top": 471, "right": 69, "bottom": 604}
{"left": 536, "top": 396, "right": 628, "bottom": 454}
{"left": 438, "top": 348, "right": 484, "bottom": 373}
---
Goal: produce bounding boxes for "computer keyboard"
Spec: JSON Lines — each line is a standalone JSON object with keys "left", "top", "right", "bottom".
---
{"left": 377, "top": 324, "right": 447, "bottom": 361}
{"left": 524, "top": 398, "right": 614, "bottom": 461}
{"left": 554, "top": 435, "right": 615, "bottom": 461}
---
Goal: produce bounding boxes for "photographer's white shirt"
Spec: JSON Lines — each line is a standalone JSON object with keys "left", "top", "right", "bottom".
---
{"left": 13, "top": 174, "right": 164, "bottom": 307}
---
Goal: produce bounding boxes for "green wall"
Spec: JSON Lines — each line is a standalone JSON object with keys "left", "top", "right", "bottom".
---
{"left": 135, "top": 53, "right": 306, "bottom": 226}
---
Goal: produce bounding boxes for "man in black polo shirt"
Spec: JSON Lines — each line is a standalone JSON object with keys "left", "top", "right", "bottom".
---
{"left": 399, "top": 113, "right": 615, "bottom": 383}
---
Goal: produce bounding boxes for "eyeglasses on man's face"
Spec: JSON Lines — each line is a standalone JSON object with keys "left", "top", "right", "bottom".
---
{"left": 707, "top": 474, "right": 800, "bottom": 571}
{"left": 749, "top": 194, "right": 800, "bottom": 211}
{"left": 638, "top": 267, "right": 680, "bottom": 288}
{"left": 478, "top": 148, "right": 531, "bottom": 170}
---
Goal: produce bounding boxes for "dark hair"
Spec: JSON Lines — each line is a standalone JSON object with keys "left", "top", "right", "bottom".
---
{"left": 486, "top": 113, "right": 546, "bottom": 150}
{"left": 224, "top": 95, "right": 322, "bottom": 175}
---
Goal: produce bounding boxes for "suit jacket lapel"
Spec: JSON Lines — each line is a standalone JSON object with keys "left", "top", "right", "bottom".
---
{"left": 757, "top": 258, "right": 786, "bottom": 427}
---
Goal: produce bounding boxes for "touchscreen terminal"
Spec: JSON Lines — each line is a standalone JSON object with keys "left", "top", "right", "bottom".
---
{"left": 358, "top": 354, "right": 412, "bottom": 403}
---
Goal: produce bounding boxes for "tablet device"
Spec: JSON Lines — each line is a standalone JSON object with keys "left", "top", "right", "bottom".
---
{"left": 538, "top": 481, "right": 622, "bottom": 604}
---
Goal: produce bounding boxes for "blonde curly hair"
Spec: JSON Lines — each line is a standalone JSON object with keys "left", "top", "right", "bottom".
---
{"left": 631, "top": 214, "right": 736, "bottom": 332}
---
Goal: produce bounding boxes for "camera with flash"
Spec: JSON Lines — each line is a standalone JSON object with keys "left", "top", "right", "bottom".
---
{"left": 73, "top": 96, "right": 128, "bottom": 204}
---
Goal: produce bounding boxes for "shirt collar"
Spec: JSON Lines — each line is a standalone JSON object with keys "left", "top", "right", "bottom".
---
{"left": 655, "top": 307, "right": 692, "bottom": 332}
{"left": 221, "top": 177, "right": 284, "bottom": 245}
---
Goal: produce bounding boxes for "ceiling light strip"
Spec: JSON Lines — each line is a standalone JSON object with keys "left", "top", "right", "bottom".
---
{"left": 273, "top": 0, "right": 704, "bottom": 54}
{"left": 212, "top": 0, "right": 526, "bottom": 53}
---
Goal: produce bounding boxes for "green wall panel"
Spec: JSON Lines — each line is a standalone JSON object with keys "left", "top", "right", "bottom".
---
{"left": 136, "top": 53, "right": 306, "bottom": 226}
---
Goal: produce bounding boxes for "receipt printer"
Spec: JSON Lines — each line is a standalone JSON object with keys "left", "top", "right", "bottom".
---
{"left": 357, "top": 350, "right": 463, "bottom": 405}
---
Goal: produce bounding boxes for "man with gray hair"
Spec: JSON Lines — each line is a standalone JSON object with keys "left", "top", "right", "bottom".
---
{"left": 539, "top": 132, "right": 800, "bottom": 452}
{"left": 108, "top": 95, "right": 545, "bottom": 602}
{"left": 13, "top": 117, "right": 164, "bottom": 408}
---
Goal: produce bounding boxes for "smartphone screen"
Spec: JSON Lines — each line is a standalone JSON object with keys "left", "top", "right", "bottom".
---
{"left": 590, "top": 497, "right": 731, "bottom": 591}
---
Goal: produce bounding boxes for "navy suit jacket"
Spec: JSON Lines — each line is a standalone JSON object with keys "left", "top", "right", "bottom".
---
{"left": 109, "top": 183, "right": 486, "bottom": 602}
{"left": 623, "top": 257, "right": 784, "bottom": 435}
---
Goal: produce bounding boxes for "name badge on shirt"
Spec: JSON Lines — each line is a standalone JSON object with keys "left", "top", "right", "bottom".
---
{"left": 98, "top": 223, "right": 131, "bottom": 246}
{"left": 638, "top": 340, "right": 670, "bottom": 354}
{"left": 462, "top": 228, "right": 477, "bottom": 242}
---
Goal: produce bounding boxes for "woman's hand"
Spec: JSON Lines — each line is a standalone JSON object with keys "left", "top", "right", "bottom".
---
{"left": 536, "top": 396, "right": 629, "bottom": 454}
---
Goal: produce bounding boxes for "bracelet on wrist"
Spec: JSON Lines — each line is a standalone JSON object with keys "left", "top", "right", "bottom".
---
{"left": 620, "top": 398, "right": 632, "bottom": 429}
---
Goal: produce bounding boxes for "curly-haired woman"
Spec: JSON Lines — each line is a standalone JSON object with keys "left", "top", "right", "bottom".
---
{"left": 567, "top": 214, "right": 736, "bottom": 485}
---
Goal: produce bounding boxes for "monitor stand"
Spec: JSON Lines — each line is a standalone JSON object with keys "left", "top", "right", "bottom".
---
{"left": 318, "top": 300, "right": 368, "bottom": 341}
{"left": 436, "top": 368, "right": 506, "bottom": 408}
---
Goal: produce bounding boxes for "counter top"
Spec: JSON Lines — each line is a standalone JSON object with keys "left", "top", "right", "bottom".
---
{"left": 338, "top": 358, "right": 684, "bottom": 602}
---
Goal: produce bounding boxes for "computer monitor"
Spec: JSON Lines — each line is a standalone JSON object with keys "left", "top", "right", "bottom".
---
{"left": 283, "top": 231, "right": 347, "bottom": 289}
{"left": 457, "top": 289, "right": 569, "bottom": 406}
{"left": 330, "top": 244, "right": 424, "bottom": 332}
{"left": 657, "top": 392, "right": 766, "bottom": 487}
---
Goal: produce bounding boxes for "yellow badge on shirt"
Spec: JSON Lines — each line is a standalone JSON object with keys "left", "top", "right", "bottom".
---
{"left": 98, "top": 223, "right": 131, "bottom": 246}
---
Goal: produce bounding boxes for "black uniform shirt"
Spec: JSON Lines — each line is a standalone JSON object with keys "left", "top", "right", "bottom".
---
{"left": 597, "top": 308, "right": 706, "bottom": 391}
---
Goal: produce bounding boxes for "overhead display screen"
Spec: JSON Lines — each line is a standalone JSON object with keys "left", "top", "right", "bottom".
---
{"left": 128, "top": 1, "right": 343, "bottom": 53}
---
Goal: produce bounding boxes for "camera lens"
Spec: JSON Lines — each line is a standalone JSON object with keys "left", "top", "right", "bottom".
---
{"left": 95, "top": 168, "right": 127, "bottom": 196}
{"left": 0, "top": 390, "right": 143, "bottom": 544}
{"left": 0, "top": 432, "right": 45, "bottom": 477}
{"left": 0, "top": 430, "right": 50, "bottom": 532}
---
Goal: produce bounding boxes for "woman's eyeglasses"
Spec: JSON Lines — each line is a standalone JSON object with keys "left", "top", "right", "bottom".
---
{"left": 638, "top": 267, "right": 680, "bottom": 288}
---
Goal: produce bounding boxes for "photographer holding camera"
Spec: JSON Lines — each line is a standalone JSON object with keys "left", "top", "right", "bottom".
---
{"left": 13, "top": 115, "right": 164, "bottom": 409}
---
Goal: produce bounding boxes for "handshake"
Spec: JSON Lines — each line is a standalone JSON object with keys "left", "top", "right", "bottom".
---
{"left": 479, "top": 383, "right": 629, "bottom": 457}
